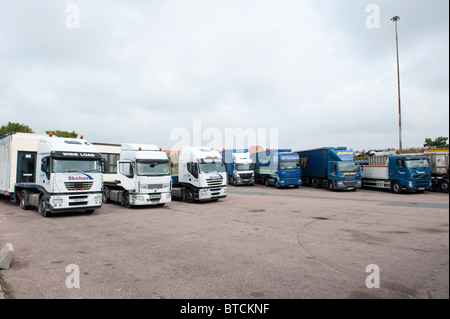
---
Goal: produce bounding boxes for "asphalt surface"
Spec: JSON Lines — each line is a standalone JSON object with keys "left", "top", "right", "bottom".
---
{"left": 0, "top": 185, "right": 448, "bottom": 299}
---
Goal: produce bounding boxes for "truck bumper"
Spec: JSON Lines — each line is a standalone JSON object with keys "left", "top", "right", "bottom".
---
{"left": 278, "top": 178, "right": 302, "bottom": 188}
{"left": 406, "top": 180, "right": 431, "bottom": 191}
{"left": 129, "top": 192, "right": 172, "bottom": 206}
{"left": 198, "top": 186, "right": 227, "bottom": 201}
{"left": 335, "top": 180, "right": 362, "bottom": 190}
{"left": 233, "top": 177, "right": 254, "bottom": 185}
{"left": 47, "top": 193, "right": 103, "bottom": 212}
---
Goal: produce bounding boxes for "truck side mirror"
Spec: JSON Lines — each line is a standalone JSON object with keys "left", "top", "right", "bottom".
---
{"left": 100, "top": 158, "right": 107, "bottom": 173}
{"left": 41, "top": 157, "right": 48, "bottom": 172}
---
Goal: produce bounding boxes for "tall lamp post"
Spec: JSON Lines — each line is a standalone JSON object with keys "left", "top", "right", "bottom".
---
{"left": 391, "top": 15, "right": 402, "bottom": 154}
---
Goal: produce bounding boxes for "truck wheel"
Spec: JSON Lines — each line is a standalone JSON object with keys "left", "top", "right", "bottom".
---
{"left": 265, "top": 178, "right": 269, "bottom": 187}
{"left": 439, "top": 180, "right": 449, "bottom": 193}
{"left": 123, "top": 192, "right": 131, "bottom": 208}
{"left": 185, "top": 189, "right": 195, "bottom": 203}
{"left": 328, "top": 180, "right": 335, "bottom": 192}
{"left": 20, "top": 191, "right": 31, "bottom": 210}
{"left": 38, "top": 198, "right": 51, "bottom": 217}
{"left": 391, "top": 181, "right": 402, "bottom": 194}
{"left": 313, "top": 179, "right": 320, "bottom": 188}
{"left": 274, "top": 179, "right": 279, "bottom": 188}
{"left": 102, "top": 190, "right": 109, "bottom": 203}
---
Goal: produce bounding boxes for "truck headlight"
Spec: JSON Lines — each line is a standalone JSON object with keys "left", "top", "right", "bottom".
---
{"left": 166, "top": 193, "right": 171, "bottom": 199}
{"left": 408, "top": 181, "right": 413, "bottom": 188}
{"left": 136, "top": 195, "right": 144, "bottom": 201}
{"left": 163, "top": 183, "right": 170, "bottom": 188}
{"left": 200, "top": 190, "right": 208, "bottom": 196}
{"left": 52, "top": 198, "right": 63, "bottom": 204}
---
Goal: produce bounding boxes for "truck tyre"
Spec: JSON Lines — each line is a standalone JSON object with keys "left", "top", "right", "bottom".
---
{"left": 265, "top": 178, "right": 269, "bottom": 187}
{"left": 274, "top": 179, "right": 279, "bottom": 188}
{"left": 313, "top": 178, "right": 320, "bottom": 188}
{"left": 439, "top": 180, "right": 449, "bottom": 193}
{"left": 38, "top": 198, "right": 51, "bottom": 217}
{"left": 123, "top": 192, "right": 131, "bottom": 208}
{"left": 391, "top": 181, "right": 402, "bottom": 194}
{"left": 185, "top": 188, "right": 195, "bottom": 203}
{"left": 20, "top": 191, "right": 31, "bottom": 210}
{"left": 102, "top": 190, "right": 109, "bottom": 203}
{"left": 328, "top": 180, "right": 335, "bottom": 192}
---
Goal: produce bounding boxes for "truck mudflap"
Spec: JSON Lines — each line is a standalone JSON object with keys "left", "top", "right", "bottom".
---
{"left": 47, "top": 192, "right": 103, "bottom": 212}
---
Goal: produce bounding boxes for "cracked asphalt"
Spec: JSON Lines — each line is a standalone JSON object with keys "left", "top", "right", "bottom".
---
{"left": 0, "top": 185, "right": 448, "bottom": 299}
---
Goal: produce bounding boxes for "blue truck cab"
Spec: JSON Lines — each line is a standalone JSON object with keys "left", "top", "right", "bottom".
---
{"left": 388, "top": 155, "right": 432, "bottom": 193}
{"left": 251, "top": 149, "right": 302, "bottom": 188}
{"left": 296, "top": 147, "right": 362, "bottom": 191}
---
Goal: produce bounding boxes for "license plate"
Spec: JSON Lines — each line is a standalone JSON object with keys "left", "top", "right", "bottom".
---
{"left": 72, "top": 198, "right": 85, "bottom": 202}
{"left": 419, "top": 188, "right": 425, "bottom": 190}
{"left": 150, "top": 195, "right": 161, "bottom": 199}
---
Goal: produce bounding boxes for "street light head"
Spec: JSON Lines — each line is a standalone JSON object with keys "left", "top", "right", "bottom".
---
{"left": 391, "top": 16, "right": 400, "bottom": 22}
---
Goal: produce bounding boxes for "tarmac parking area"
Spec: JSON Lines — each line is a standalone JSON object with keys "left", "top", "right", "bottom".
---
{"left": 0, "top": 185, "right": 448, "bottom": 299}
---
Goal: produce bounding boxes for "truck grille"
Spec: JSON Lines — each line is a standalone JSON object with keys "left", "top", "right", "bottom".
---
{"left": 415, "top": 181, "right": 430, "bottom": 188}
{"left": 65, "top": 182, "right": 93, "bottom": 191}
{"left": 343, "top": 180, "right": 358, "bottom": 187}
{"left": 206, "top": 178, "right": 223, "bottom": 186}
{"left": 238, "top": 173, "right": 253, "bottom": 179}
{"left": 144, "top": 184, "right": 163, "bottom": 189}
{"left": 412, "top": 174, "right": 430, "bottom": 179}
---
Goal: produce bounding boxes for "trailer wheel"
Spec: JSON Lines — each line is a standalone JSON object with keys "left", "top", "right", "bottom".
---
{"left": 327, "top": 180, "right": 335, "bottom": 192}
{"left": 391, "top": 181, "right": 402, "bottom": 194}
{"left": 20, "top": 191, "right": 31, "bottom": 210}
{"left": 439, "top": 180, "right": 449, "bottom": 193}
{"left": 185, "top": 188, "right": 195, "bottom": 203}
{"left": 38, "top": 198, "right": 51, "bottom": 217}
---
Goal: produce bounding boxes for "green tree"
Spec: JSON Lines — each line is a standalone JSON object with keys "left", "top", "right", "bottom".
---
{"left": 46, "top": 130, "right": 78, "bottom": 138}
{"left": 0, "top": 122, "right": 34, "bottom": 136}
{"left": 424, "top": 137, "right": 449, "bottom": 149}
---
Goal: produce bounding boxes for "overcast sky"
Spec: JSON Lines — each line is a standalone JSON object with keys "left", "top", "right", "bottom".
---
{"left": 0, "top": 0, "right": 448, "bottom": 151}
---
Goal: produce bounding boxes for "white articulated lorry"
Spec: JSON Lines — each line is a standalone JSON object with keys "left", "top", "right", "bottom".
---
{"left": 0, "top": 132, "right": 104, "bottom": 217}
{"left": 170, "top": 146, "right": 227, "bottom": 203}
{"left": 96, "top": 143, "right": 172, "bottom": 208}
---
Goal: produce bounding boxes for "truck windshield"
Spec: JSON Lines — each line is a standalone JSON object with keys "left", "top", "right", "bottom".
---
{"left": 52, "top": 159, "right": 102, "bottom": 173}
{"left": 405, "top": 158, "right": 429, "bottom": 169}
{"left": 136, "top": 160, "right": 170, "bottom": 176}
{"left": 279, "top": 161, "right": 300, "bottom": 170}
{"left": 336, "top": 162, "right": 361, "bottom": 173}
{"left": 235, "top": 163, "right": 254, "bottom": 171}
{"left": 199, "top": 163, "right": 226, "bottom": 174}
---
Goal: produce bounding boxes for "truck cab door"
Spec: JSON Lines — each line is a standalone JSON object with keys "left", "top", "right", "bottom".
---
{"left": 117, "top": 161, "right": 135, "bottom": 190}
{"left": 391, "top": 159, "right": 407, "bottom": 186}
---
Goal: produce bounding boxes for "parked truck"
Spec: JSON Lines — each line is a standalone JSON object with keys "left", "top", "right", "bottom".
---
{"left": 169, "top": 146, "right": 227, "bottom": 202}
{"left": 422, "top": 151, "right": 449, "bottom": 193}
{"left": 221, "top": 149, "right": 255, "bottom": 186}
{"left": 361, "top": 153, "right": 432, "bottom": 193}
{"left": 0, "top": 132, "right": 104, "bottom": 217}
{"left": 95, "top": 143, "right": 172, "bottom": 208}
{"left": 251, "top": 149, "right": 302, "bottom": 188}
{"left": 295, "top": 147, "right": 362, "bottom": 191}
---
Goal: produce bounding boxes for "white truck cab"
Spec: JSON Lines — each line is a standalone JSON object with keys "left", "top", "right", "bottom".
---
{"left": 171, "top": 146, "right": 227, "bottom": 202}
{"left": 102, "top": 144, "right": 172, "bottom": 207}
